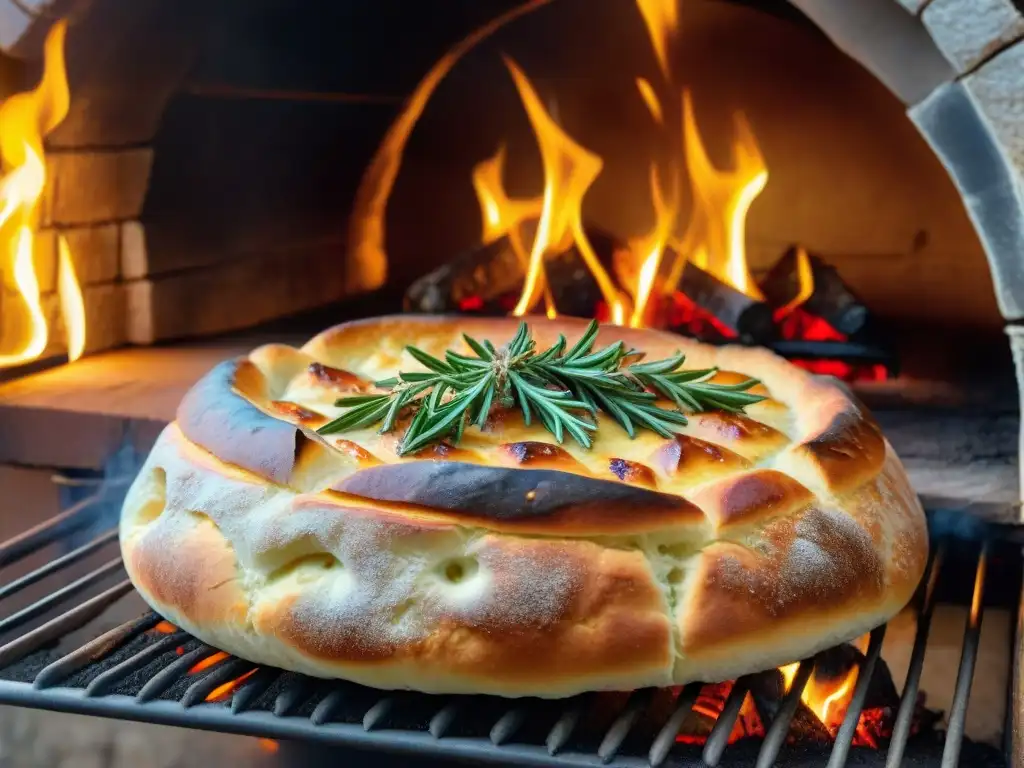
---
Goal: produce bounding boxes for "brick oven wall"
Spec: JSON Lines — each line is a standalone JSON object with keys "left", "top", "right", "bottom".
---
{"left": 1, "top": 0, "right": 1024, "bottom": 395}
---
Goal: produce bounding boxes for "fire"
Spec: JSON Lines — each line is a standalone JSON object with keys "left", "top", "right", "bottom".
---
{"left": 189, "top": 651, "right": 228, "bottom": 675}
{"left": 502, "top": 58, "right": 625, "bottom": 324}
{"left": 773, "top": 246, "right": 814, "bottom": 320}
{"left": 204, "top": 668, "right": 257, "bottom": 703}
{"left": 470, "top": 1, "right": 769, "bottom": 327}
{"left": 257, "top": 738, "right": 279, "bottom": 754}
{"left": 673, "top": 92, "right": 767, "bottom": 302}
{"left": 0, "top": 20, "right": 85, "bottom": 368}
{"left": 152, "top": 620, "right": 177, "bottom": 634}
{"left": 778, "top": 656, "right": 861, "bottom": 730}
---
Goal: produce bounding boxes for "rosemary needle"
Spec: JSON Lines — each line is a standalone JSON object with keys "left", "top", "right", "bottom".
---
{"left": 317, "top": 320, "right": 765, "bottom": 455}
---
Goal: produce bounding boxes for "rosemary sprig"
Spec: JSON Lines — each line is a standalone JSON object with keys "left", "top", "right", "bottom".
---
{"left": 316, "top": 320, "right": 765, "bottom": 455}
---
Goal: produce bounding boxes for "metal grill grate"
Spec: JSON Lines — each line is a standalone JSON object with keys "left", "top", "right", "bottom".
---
{"left": 0, "top": 493, "right": 1018, "bottom": 767}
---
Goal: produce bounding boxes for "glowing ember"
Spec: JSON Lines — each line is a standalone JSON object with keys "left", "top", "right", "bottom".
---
{"left": 189, "top": 651, "right": 228, "bottom": 675}
{"left": 676, "top": 682, "right": 765, "bottom": 745}
{"left": 257, "top": 738, "right": 279, "bottom": 754}
{"left": 204, "top": 668, "right": 257, "bottom": 703}
{"left": 151, "top": 621, "right": 177, "bottom": 634}
{"left": 777, "top": 636, "right": 873, "bottom": 736}
{"left": 0, "top": 20, "right": 85, "bottom": 368}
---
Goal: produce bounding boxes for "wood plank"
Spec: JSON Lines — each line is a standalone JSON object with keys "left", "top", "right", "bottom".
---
{"left": 0, "top": 340, "right": 270, "bottom": 468}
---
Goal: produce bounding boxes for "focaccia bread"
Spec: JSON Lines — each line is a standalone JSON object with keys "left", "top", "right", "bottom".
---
{"left": 119, "top": 315, "right": 928, "bottom": 697}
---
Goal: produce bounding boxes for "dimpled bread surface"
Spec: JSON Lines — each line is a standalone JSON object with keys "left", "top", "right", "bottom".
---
{"left": 119, "top": 315, "right": 928, "bottom": 697}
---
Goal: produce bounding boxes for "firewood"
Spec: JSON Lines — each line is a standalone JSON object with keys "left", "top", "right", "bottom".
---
{"left": 760, "top": 246, "right": 871, "bottom": 337}
{"left": 674, "top": 261, "right": 776, "bottom": 343}
{"left": 402, "top": 225, "right": 625, "bottom": 318}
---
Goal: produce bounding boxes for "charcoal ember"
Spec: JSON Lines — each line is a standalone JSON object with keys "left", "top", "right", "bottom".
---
{"left": 760, "top": 246, "right": 870, "bottom": 337}
{"left": 402, "top": 225, "right": 625, "bottom": 317}
{"left": 676, "top": 261, "right": 776, "bottom": 343}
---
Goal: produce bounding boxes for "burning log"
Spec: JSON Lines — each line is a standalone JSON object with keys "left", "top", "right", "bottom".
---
{"left": 672, "top": 261, "right": 776, "bottom": 343}
{"left": 403, "top": 226, "right": 626, "bottom": 318}
{"left": 760, "top": 246, "right": 871, "bottom": 337}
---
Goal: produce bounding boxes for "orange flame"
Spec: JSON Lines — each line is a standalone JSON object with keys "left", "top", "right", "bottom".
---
{"left": 347, "top": 0, "right": 556, "bottom": 293}
{"left": 628, "top": 165, "right": 676, "bottom": 327}
{"left": 774, "top": 246, "right": 814, "bottom": 318}
{"left": 461, "top": 1, "right": 769, "bottom": 328}
{"left": 667, "top": 92, "right": 767, "bottom": 301}
{"left": 204, "top": 668, "right": 257, "bottom": 703}
{"left": 635, "top": 0, "right": 679, "bottom": 81}
{"left": 0, "top": 20, "right": 84, "bottom": 368}
{"left": 152, "top": 621, "right": 177, "bottom": 634}
{"left": 502, "top": 58, "right": 625, "bottom": 323}
{"left": 778, "top": 636, "right": 867, "bottom": 728}
{"left": 189, "top": 651, "right": 228, "bottom": 675}
{"left": 257, "top": 738, "right": 279, "bottom": 754}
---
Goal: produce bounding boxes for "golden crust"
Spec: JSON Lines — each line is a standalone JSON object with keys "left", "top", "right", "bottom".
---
{"left": 121, "top": 315, "right": 927, "bottom": 698}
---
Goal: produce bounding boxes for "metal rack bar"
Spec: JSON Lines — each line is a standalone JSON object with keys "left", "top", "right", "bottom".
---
{"left": 0, "top": 495, "right": 104, "bottom": 569}
{"left": 33, "top": 612, "right": 160, "bottom": 690}
{"left": 701, "top": 675, "right": 755, "bottom": 767}
{"left": 886, "top": 544, "right": 944, "bottom": 768}
{"left": 0, "top": 557, "right": 123, "bottom": 635}
{"left": 0, "top": 578, "right": 134, "bottom": 669}
{"left": 273, "top": 676, "right": 314, "bottom": 717}
{"left": 0, "top": 528, "right": 118, "bottom": 603}
{"left": 310, "top": 687, "right": 349, "bottom": 726}
{"left": 545, "top": 697, "right": 586, "bottom": 756}
{"left": 84, "top": 631, "right": 189, "bottom": 697}
{"left": 490, "top": 707, "right": 528, "bottom": 746}
{"left": 648, "top": 682, "right": 702, "bottom": 767}
{"left": 755, "top": 658, "right": 814, "bottom": 768}
{"left": 181, "top": 657, "right": 255, "bottom": 708}
{"left": 136, "top": 644, "right": 211, "bottom": 703}
{"left": 597, "top": 688, "right": 654, "bottom": 763}
{"left": 942, "top": 540, "right": 990, "bottom": 768}
{"left": 429, "top": 700, "right": 462, "bottom": 739}
{"left": 827, "top": 625, "right": 887, "bottom": 768}
{"left": 362, "top": 696, "right": 395, "bottom": 732}
{"left": 230, "top": 667, "right": 280, "bottom": 714}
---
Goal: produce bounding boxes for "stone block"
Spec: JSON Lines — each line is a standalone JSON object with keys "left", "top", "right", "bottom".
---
{"left": 125, "top": 245, "right": 348, "bottom": 344}
{"left": 120, "top": 220, "right": 148, "bottom": 280}
{"left": 963, "top": 41, "right": 1024, "bottom": 173}
{"left": 787, "top": 0, "right": 954, "bottom": 106}
{"left": 2, "top": 281, "right": 124, "bottom": 361}
{"left": 910, "top": 81, "right": 1024, "bottom": 320}
{"left": 1008, "top": 324, "right": 1024, "bottom": 510}
{"left": 44, "top": 148, "right": 153, "bottom": 226}
{"left": 923, "top": 0, "right": 1024, "bottom": 73}
{"left": 81, "top": 282, "right": 126, "bottom": 354}
{"left": 59, "top": 223, "right": 121, "bottom": 285}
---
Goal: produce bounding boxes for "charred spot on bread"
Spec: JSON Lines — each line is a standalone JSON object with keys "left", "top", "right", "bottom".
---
{"left": 499, "top": 442, "right": 587, "bottom": 472}
{"left": 409, "top": 442, "right": 482, "bottom": 462}
{"left": 332, "top": 461, "right": 698, "bottom": 528}
{"left": 608, "top": 458, "right": 657, "bottom": 488}
{"left": 649, "top": 435, "right": 750, "bottom": 478}
{"left": 271, "top": 400, "right": 323, "bottom": 424}
{"left": 177, "top": 359, "right": 301, "bottom": 485}
{"left": 308, "top": 362, "right": 371, "bottom": 391}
